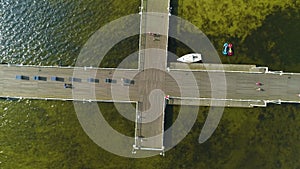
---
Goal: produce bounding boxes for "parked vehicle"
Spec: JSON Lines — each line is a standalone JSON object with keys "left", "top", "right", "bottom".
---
{"left": 228, "top": 43, "right": 234, "bottom": 56}
{"left": 222, "top": 43, "right": 229, "bottom": 55}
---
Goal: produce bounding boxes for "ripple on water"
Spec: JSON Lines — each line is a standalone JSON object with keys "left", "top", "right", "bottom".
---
{"left": 0, "top": 0, "right": 82, "bottom": 66}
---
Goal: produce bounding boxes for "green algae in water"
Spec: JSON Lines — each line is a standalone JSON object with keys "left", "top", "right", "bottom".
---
{"left": 0, "top": 0, "right": 300, "bottom": 169}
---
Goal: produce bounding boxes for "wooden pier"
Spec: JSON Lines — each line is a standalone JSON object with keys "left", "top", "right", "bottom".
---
{"left": 1, "top": 0, "right": 300, "bottom": 156}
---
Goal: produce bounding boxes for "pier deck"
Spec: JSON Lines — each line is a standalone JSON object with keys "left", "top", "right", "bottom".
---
{"left": 1, "top": 0, "right": 300, "bottom": 156}
{"left": 1, "top": 62, "right": 300, "bottom": 155}
{"left": 134, "top": 0, "right": 171, "bottom": 152}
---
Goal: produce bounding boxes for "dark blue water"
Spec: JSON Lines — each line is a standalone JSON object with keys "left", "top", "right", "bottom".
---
{"left": 0, "top": 0, "right": 90, "bottom": 65}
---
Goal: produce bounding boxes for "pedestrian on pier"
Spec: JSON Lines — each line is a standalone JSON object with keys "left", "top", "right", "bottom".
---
{"left": 256, "top": 82, "right": 263, "bottom": 86}
{"left": 256, "top": 87, "right": 264, "bottom": 91}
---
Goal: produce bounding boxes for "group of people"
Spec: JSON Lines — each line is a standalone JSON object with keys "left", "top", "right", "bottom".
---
{"left": 64, "top": 83, "right": 73, "bottom": 89}
{"left": 256, "top": 82, "right": 300, "bottom": 98}
{"left": 256, "top": 82, "right": 264, "bottom": 91}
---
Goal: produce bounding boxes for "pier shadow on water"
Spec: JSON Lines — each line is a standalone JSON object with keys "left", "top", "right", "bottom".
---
{"left": 163, "top": 105, "right": 180, "bottom": 149}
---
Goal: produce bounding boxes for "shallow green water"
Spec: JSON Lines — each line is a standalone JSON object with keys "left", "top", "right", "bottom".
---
{"left": 0, "top": 0, "right": 300, "bottom": 169}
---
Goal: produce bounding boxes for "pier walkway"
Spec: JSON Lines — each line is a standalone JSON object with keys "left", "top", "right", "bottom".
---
{"left": 1, "top": 0, "right": 300, "bottom": 156}
{"left": 1, "top": 62, "right": 300, "bottom": 155}
{"left": 134, "top": 0, "right": 171, "bottom": 153}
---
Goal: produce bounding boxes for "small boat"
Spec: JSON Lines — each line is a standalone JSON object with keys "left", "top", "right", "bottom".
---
{"left": 177, "top": 53, "right": 202, "bottom": 63}
{"left": 222, "top": 42, "right": 234, "bottom": 56}
{"left": 222, "top": 43, "right": 228, "bottom": 55}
